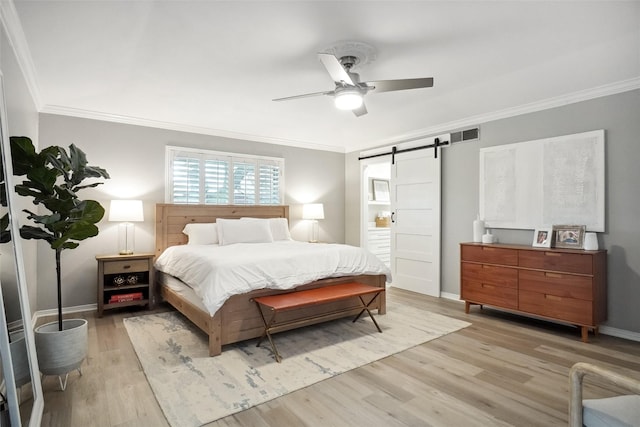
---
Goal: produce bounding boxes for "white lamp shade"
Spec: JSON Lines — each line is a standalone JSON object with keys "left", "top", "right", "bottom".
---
{"left": 334, "top": 91, "right": 363, "bottom": 110}
{"left": 302, "top": 203, "right": 324, "bottom": 220}
{"left": 108, "top": 200, "right": 144, "bottom": 222}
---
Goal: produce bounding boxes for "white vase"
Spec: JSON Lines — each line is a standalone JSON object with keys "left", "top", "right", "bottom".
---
{"left": 584, "top": 232, "right": 598, "bottom": 250}
{"left": 473, "top": 216, "right": 485, "bottom": 242}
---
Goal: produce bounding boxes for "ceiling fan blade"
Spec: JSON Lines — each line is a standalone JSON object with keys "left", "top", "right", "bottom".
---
{"left": 352, "top": 103, "right": 367, "bottom": 117}
{"left": 318, "top": 53, "right": 354, "bottom": 85}
{"left": 365, "top": 77, "right": 434, "bottom": 93}
{"left": 273, "top": 90, "right": 335, "bottom": 102}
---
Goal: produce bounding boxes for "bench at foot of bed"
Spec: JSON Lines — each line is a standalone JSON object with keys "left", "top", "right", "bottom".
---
{"left": 252, "top": 282, "right": 385, "bottom": 362}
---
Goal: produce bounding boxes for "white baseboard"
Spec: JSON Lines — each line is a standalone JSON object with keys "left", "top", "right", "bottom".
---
{"left": 32, "top": 303, "right": 97, "bottom": 325}
{"left": 440, "top": 292, "right": 461, "bottom": 301}
{"left": 599, "top": 326, "right": 640, "bottom": 343}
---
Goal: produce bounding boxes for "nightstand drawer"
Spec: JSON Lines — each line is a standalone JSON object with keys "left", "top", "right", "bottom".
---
{"left": 104, "top": 259, "right": 149, "bottom": 275}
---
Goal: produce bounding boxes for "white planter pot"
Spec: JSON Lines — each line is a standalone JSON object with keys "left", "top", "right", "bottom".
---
{"left": 34, "top": 318, "right": 87, "bottom": 389}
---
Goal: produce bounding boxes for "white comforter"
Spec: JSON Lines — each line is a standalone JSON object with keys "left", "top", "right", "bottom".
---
{"left": 154, "top": 241, "right": 392, "bottom": 316}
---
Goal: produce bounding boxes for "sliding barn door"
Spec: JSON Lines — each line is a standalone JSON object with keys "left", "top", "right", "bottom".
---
{"left": 390, "top": 146, "right": 441, "bottom": 296}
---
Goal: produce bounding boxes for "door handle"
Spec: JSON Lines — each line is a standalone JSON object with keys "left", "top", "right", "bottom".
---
{"left": 391, "top": 212, "right": 395, "bottom": 223}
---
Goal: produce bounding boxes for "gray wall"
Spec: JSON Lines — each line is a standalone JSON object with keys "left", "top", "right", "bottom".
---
{"left": 34, "top": 114, "right": 345, "bottom": 312}
{"left": 347, "top": 89, "right": 640, "bottom": 334}
{"left": 1, "top": 22, "right": 40, "bottom": 321}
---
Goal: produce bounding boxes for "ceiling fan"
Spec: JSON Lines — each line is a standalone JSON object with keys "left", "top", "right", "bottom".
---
{"left": 273, "top": 52, "right": 434, "bottom": 117}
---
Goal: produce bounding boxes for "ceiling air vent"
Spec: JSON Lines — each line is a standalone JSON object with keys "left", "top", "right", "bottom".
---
{"left": 450, "top": 127, "right": 479, "bottom": 144}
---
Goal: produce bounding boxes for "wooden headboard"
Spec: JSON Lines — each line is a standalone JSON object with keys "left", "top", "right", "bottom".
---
{"left": 155, "top": 204, "right": 290, "bottom": 256}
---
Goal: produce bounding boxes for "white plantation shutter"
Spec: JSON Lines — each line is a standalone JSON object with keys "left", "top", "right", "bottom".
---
{"left": 259, "top": 161, "right": 281, "bottom": 204}
{"left": 204, "top": 158, "right": 229, "bottom": 204}
{"left": 172, "top": 156, "right": 200, "bottom": 204}
{"left": 166, "top": 146, "right": 284, "bottom": 205}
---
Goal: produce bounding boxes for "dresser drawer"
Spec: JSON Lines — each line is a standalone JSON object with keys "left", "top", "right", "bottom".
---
{"left": 461, "top": 245, "right": 517, "bottom": 266}
{"left": 519, "top": 250, "right": 592, "bottom": 274}
{"left": 519, "top": 270, "right": 593, "bottom": 300}
{"left": 368, "top": 229, "right": 390, "bottom": 240}
{"left": 103, "top": 259, "right": 150, "bottom": 275}
{"left": 461, "top": 280, "right": 517, "bottom": 310}
{"left": 518, "top": 290, "right": 593, "bottom": 325}
{"left": 462, "top": 263, "right": 517, "bottom": 288}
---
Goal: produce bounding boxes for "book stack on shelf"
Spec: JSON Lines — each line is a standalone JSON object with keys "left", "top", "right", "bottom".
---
{"left": 109, "top": 292, "right": 143, "bottom": 304}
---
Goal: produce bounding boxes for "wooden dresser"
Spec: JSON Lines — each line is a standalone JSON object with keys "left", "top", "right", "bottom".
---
{"left": 460, "top": 242, "right": 607, "bottom": 342}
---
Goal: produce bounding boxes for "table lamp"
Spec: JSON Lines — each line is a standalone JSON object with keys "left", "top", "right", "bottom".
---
{"left": 302, "top": 203, "right": 324, "bottom": 243}
{"left": 108, "top": 200, "right": 144, "bottom": 255}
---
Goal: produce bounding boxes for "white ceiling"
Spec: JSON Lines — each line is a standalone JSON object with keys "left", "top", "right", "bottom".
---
{"left": 10, "top": 1, "right": 640, "bottom": 153}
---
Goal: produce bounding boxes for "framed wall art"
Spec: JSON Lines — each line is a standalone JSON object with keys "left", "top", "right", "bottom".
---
{"left": 372, "top": 179, "right": 390, "bottom": 202}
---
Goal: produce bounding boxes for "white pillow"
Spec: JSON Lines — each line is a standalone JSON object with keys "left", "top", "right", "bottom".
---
{"left": 217, "top": 218, "right": 274, "bottom": 245}
{"left": 241, "top": 217, "right": 292, "bottom": 241}
{"left": 182, "top": 223, "right": 219, "bottom": 245}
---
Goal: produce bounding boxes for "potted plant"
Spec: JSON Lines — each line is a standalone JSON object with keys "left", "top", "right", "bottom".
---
{"left": 10, "top": 136, "right": 109, "bottom": 390}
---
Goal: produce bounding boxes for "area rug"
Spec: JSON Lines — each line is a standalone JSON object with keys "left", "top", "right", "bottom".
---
{"left": 123, "top": 300, "right": 470, "bottom": 427}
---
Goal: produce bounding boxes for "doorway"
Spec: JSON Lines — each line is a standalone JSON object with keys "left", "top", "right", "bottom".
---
{"left": 360, "top": 136, "right": 442, "bottom": 296}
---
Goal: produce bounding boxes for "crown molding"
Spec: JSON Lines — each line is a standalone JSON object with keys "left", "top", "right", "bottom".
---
{"left": 0, "top": 0, "right": 43, "bottom": 109}
{"left": 349, "top": 77, "right": 640, "bottom": 153}
{"left": 40, "top": 104, "right": 346, "bottom": 153}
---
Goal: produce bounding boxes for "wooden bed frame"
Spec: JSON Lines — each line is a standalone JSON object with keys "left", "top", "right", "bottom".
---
{"left": 155, "top": 204, "right": 387, "bottom": 356}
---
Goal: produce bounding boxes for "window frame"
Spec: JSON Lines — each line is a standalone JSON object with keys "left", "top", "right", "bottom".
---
{"left": 165, "top": 145, "right": 285, "bottom": 205}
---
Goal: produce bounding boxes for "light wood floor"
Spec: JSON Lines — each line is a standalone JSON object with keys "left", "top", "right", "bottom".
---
{"left": 34, "top": 288, "right": 640, "bottom": 426}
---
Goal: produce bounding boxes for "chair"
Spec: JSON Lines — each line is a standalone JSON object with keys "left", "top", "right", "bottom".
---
{"left": 569, "top": 362, "right": 640, "bottom": 427}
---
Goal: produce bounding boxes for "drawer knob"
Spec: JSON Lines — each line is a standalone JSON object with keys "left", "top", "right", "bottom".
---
{"left": 123, "top": 265, "right": 131, "bottom": 269}
{"left": 545, "top": 294, "right": 562, "bottom": 301}
{"left": 545, "top": 272, "right": 562, "bottom": 278}
{"left": 481, "top": 283, "right": 495, "bottom": 289}
{"left": 544, "top": 252, "right": 561, "bottom": 257}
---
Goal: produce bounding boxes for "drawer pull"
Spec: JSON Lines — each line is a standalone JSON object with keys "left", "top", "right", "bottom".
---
{"left": 482, "top": 247, "right": 496, "bottom": 251}
{"left": 545, "top": 272, "right": 562, "bottom": 278}
{"left": 122, "top": 265, "right": 131, "bottom": 269}
{"left": 544, "top": 252, "right": 561, "bottom": 257}
{"left": 482, "top": 265, "right": 492, "bottom": 269}
{"left": 481, "top": 284, "right": 495, "bottom": 289}
{"left": 545, "top": 294, "right": 562, "bottom": 301}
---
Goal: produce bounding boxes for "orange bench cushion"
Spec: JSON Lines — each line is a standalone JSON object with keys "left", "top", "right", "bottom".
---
{"left": 254, "top": 282, "right": 384, "bottom": 311}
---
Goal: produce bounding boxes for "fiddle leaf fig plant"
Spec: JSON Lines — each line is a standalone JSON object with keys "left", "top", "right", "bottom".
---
{"left": 10, "top": 136, "right": 110, "bottom": 330}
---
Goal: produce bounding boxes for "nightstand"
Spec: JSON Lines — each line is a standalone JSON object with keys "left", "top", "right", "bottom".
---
{"left": 96, "top": 253, "right": 155, "bottom": 317}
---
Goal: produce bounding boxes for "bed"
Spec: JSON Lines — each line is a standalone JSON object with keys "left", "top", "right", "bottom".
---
{"left": 154, "top": 203, "right": 389, "bottom": 356}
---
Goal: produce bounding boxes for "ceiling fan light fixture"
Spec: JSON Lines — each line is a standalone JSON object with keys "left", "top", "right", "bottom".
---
{"left": 334, "top": 90, "right": 363, "bottom": 110}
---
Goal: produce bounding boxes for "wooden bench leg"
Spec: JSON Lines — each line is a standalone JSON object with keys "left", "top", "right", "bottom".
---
{"left": 254, "top": 303, "right": 283, "bottom": 362}
{"left": 353, "top": 294, "right": 383, "bottom": 333}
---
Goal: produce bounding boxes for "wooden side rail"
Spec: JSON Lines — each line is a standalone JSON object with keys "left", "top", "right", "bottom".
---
{"left": 253, "top": 282, "right": 385, "bottom": 362}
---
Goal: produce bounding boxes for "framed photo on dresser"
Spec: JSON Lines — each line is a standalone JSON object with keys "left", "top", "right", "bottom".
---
{"left": 553, "top": 225, "right": 586, "bottom": 249}
{"left": 532, "top": 227, "right": 552, "bottom": 248}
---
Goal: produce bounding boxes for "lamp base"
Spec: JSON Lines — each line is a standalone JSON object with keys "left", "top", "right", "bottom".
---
{"left": 117, "top": 223, "right": 136, "bottom": 256}
{"left": 308, "top": 219, "right": 319, "bottom": 243}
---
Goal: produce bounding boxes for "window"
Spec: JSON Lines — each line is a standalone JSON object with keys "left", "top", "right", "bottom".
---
{"left": 166, "top": 146, "right": 284, "bottom": 205}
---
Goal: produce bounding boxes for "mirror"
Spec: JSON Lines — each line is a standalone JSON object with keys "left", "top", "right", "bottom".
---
{"left": 0, "top": 74, "right": 44, "bottom": 425}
